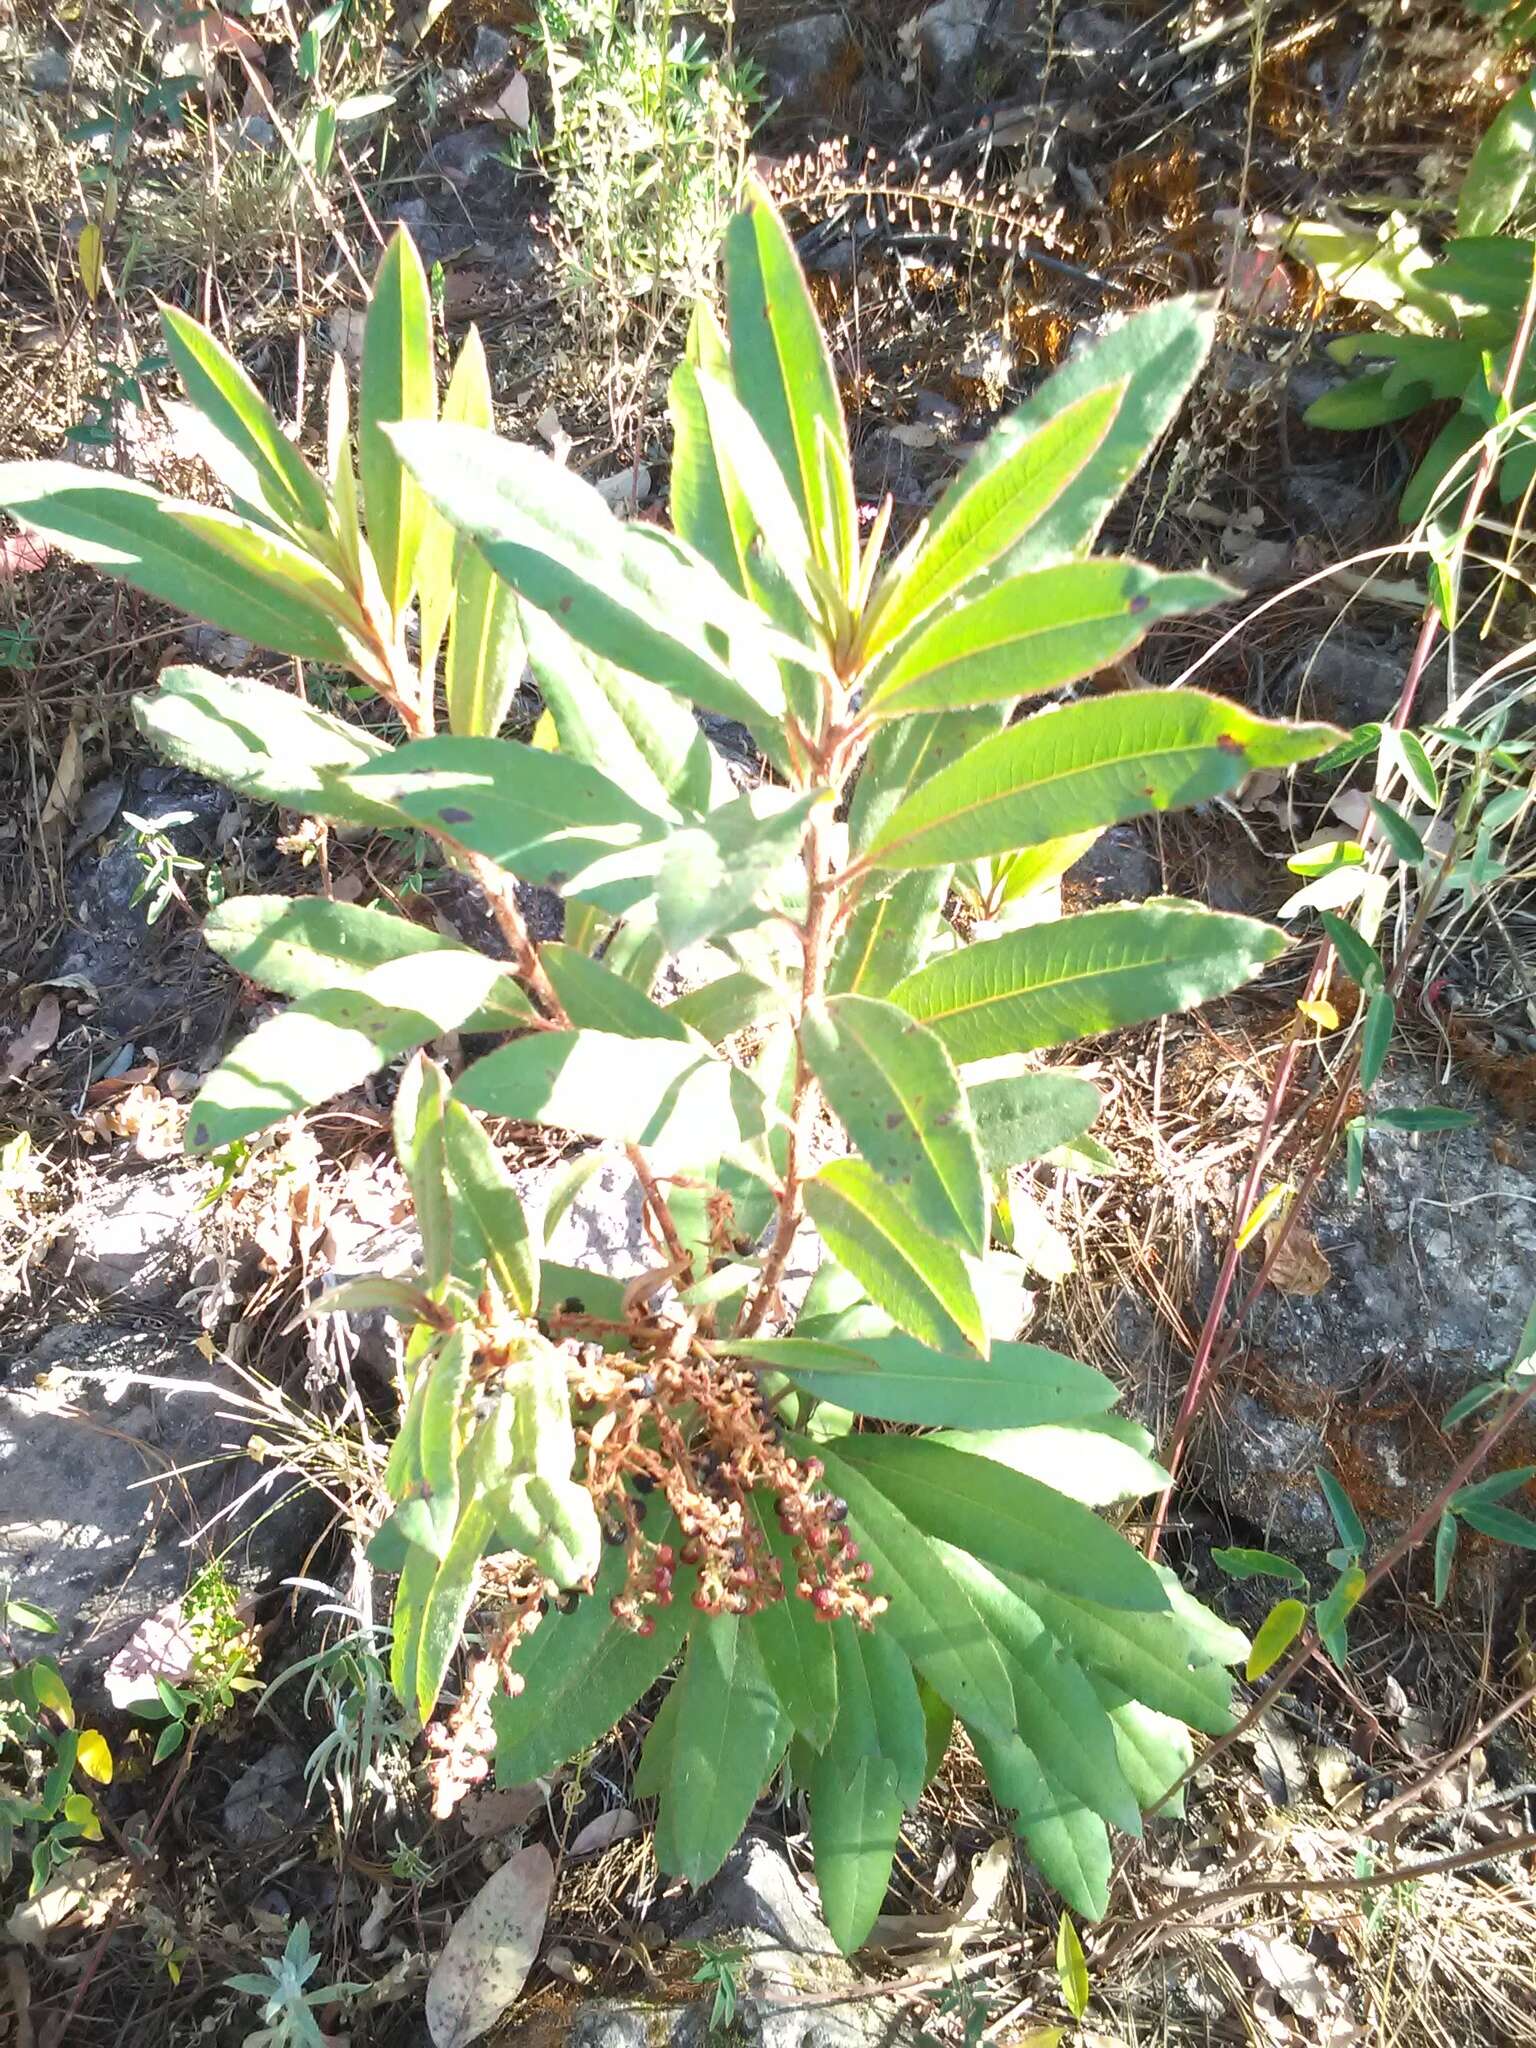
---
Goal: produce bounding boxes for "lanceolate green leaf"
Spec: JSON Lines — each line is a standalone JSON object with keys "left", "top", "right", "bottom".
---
{"left": 938, "top": 1545, "right": 1142, "bottom": 1833}
{"left": 866, "top": 692, "right": 1338, "bottom": 870}
{"left": 0, "top": 466, "right": 372, "bottom": 669}
{"left": 201, "top": 896, "right": 533, "bottom": 1033}
{"left": 540, "top": 943, "right": 692, "bottom": 1040}
{"left": 941, "top": 1419, "right": 1168, "bottom": 1507}
{"left": 729, "top": 1330, "right": 1117, "bottom": 1428}
{"left": 359, "top": 227, "right": 436, "bottom": 617}
{"left": 804, "top": 1751, "right": 904, "bottom": 1956}
{"left": 491, "top": 1532, "right": 693, "bottom": 1784}
{"left": 969, "top": 1724, "right": 1111, "bottom": 1920}
{"left": 863, "top": 561, "right": 1233, "bottom": 719}
{"left": 524, "top": 601, "right": 728, "bottom": 820}
{"left": 441, "top": 1100, "right": 538, "bottom": 1316}
{"left": 387, "top": 422, "right": 790, "bottom": 738}
{"left": 1459, "top": 79, "right": 1536, "bottom": 236}
{"left": 804, "top": 1160, "right": 988, "bottom": 1356}
{"left": 864, "top": 381, "right": 1124, "bottom": 657}
{"left": 669, "top": 298, "right": 743, "bottom": 589}
{"left": 418, "top": 325, "right": 496, "bottom": 679}
{"left": 831, "top": 1434, "right": 1169, "bottom": 1613}
{"left": 455, "top": 1029, "right": 767, "bottom": 1169}
{"left": 185, "top": 950, "right": 515, "bottom": 1151}
{"left": 340, "top": 734, "right": 672, "bottom": 911}
{"left": 651, "top": 1616, "right": 786, "bottom": 1886}
{"left": 809, "top": 1438, "right": 1018, "bottom": 1739}
{"left": 446, "top": 544, "right": 525, "bottom": 739}
{"left": 724, "top": 178, "right": 857, "bottom": 593}
{"left": 828, "top": 1618, "right": 929, "bottom": 1807}
{"left": 937, "top": 295, "right": 1217, "bottom": 571}
{"left": 1007, "top": 1572, "right": 1241, "bottom": 1734}
{"left": 413, "top": 1494, "right": 494, "bottom": 1720}
{"left": 801, "top": 995, "right": 988, "bottom": 1252}
{"left": 393, "top": 1053, "right": 454, "bottom": 1294}
{"left": 967, "top": 1073, "right": 1103, "bottom": 1170}
{"left": 677, "top": 361, "right": 821, "bottom": 626}
{"left": 891, "top": 903, "right": 1288, "bottom": 1063}
{"left": 133, "top": 668, "right": 397, "bottom": 823}
{"left": 664, "top": 970, "right": 788, "bottom": 1043}
{"left": 1100, "top": 1692, "right": 1193, "bottom": 1815}
{"left": 158, "top": 302, "right": 333, "bottom": 539}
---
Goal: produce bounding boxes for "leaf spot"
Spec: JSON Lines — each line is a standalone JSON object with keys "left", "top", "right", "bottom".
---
{"left": 439, "top": 805, "right": 474, "bottom": 824}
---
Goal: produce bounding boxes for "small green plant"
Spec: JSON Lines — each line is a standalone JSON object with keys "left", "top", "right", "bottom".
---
{"left": 122, "top": 806, "right": 218, "bottom": 924}
{"left": 0, "top": 620, "right": 37, "bottom": 669}
{"left": 130, "top": 1562, "right": 262, "bottom": 1761}
{"left": 688, "top": 1938, "right": 746, "bottom": 2032}
{"left": 1286, "top": 69, "right": 1536, "bottom": 523}
{"left": 227, "top": 1919, "right": 363, "bottom": 2048}
{"left": 0, "top": 1598, "right": 114, "bottom": 1893}
{"left": 0, "top": 196, "right": 1340, "bottom": 1945}
{"left": 514, "top": 0, "right": 756, "bottom": 426}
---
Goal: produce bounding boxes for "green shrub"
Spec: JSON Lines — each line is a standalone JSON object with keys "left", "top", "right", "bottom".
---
{"left": 0, "top": 1600, "right": 113, "bottom": 1894}
{"left": 0, "top": 194, "right": 1339, "bottom": 1945}
{"left": 1287, "top": 69, "right": 1536, "bottom": 522}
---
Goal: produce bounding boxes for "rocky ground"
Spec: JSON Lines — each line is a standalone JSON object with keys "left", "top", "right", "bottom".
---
{"left": 3, "top": 0, "right": 1536, "bottom": 2043}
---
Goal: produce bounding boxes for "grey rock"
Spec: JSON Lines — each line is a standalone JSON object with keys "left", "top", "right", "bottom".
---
{"left": 684, "top": 1835, "right": 841, "bottom": 1958}
{"left": 917, "top": 0, "right": 1029, "bottom": 102}
{"left": 179, "top": 623, "right": 254, "bottom": 671}
{"left": 422, "top": 122, "right": 508, "bottom": 185}
{"left": 544, "top": 1159, "right": 650, "bottom": 1281}
{"left": 27, "top": 44, "right": 73, "bottom": 94}
{"left": 1289, "top": 627, "right": 1414, "bottom": 730}
{"left": 753, "top": 12, "right": 859, "bottom": 119}
{"left": 0, "top": 1323, "right": 314, "bottom": 1676}
{"left": 1216, "top": 1076, "right": 1536, "bottom": 1570}
{"left": 214, "top": 114, "right": 277, "bottom": 154}
{"left": 53, "top": 1166, "right": 211, "bottom": 1306}
{"left": 469, "top": 24, "right": 511, "bottom": 74}
{"left": 223, "top": 1743, "right": 307, "bottom": 1847}
{"left": 1068, "top": 821, "right": 1157, "bottom": 904}
{"left": 379, "top": 193, "right": 458, "bottom": 266}
{"left": 1279, "top": 466, "right": 1382, "bottom": 544}
{"left": 566, "top": 2014, "right": 658, "bottom": 2048}
{"left": 1058, "top": 6, "right": 1124, "bottom": 57}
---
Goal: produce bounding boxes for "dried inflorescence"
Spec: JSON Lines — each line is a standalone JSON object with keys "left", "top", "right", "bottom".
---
{"left": 561, "top": 1326, "right": 887, "bottom": 1639}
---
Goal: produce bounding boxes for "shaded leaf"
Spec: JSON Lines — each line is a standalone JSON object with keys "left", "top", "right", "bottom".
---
{"left": 424, "top": 1843, "right": 554, "bottom": 2047}
{"left": 804, "top": 1160, "right": 988, "bottom": 1356}
{"left": 651, "top": 1617, "right": 786, "bottom": 1886}
{"left": 360, "top": 228, "right": 436, "bottom": 617}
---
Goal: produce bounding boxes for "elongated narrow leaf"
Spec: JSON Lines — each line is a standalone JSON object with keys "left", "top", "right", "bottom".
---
{"left": 389, "top": 1542, "right": 437, "bottom": 1706}
{"left": 943, "top": 1547, "right": 1141, "bottom": 1833}
{"left": 540, "top": 943, "right": 691, "bottom": 1041}
{"left": 455, "top": 1029, "right": 766, "bottom": 1170}
{"left": 186, "top": 950, "right": 513, "bottom": 1151}
{"left": 864, "top": 382, "right": 1124, "bottom": 657}
{"left": 447, "top": 545, "right": 525, "bottom": 738}
{"left": 159, "top": 303, "right": 332, "bottom": 538}
{"left": 830, "top": 707, "right": 1006, "bottom": 999}
{"left": 931, "top": 295, "right": 1217, "bottom": 573}
{"left": 388, "top": 423, "right": 790, "bottom": 739}
{"left": 340, "top": 734, "right": 671, "bottom": 911}
{"left": 747, "top": 1499, "right": 839, "bottom": 1749}
{"left": 134, "top": 668, "right": 399, "bottom": 824}
{"left": 1246, "top": 1598, "right": 1307, "bottom": 1681}
{"left": 658, "top": 787, "right": 826, "bottom": 950}
{"left": 1015, "top": 1573, "right": 1241, "bottom": 1734}
{"left": 866, "top": 692, "right": 1338, "bottom": 870}
{"left": 394, "top": 1053, "right": 455, "bottom": 1295}
{"left": 414, "top": 1495, "right": 494, "bottom": 1720}
{"left": 669, "top": 299, "right": 742, "bottom": 589}
{"left": 864, "top": 561, "right": 1232, "bottom": 719}
{"left": 891, "top": 903, "right": 1288, "bottom": 1063}
{"left": 805, "top": 1750, "right": 904, "bottom": 1956}
{"left": 724, "top": 179, "right": 857, "bottom": 593}
{"left": 0, "top": 465, "right": 372, "bottom": 668}
{"left": 801, "top": 995, "right": 987, "bottom": 1252}
{"left": 664, "top": 970, "right": 787, "bottom": 1042}
{"left": 524, "top": 602, "right": 727, "bottom": 819}
{"left": 418, "top": 326, "right": 496, "bottom": 679}
{"left": 967, "top": 1073, "right": 1102, "bottom": 1170}
{"left": 651, "top": 1617, "right": 786, "bottom": 1886}
{"left": 730, "top": 1330, "right": 1115, "bottom": 1427}
{"left": 805, "top": 1160, "right": 987, "bottom": 1356}
{"left": 675, "top": 361, "right": 820, "bottom": 625}
{"left": 1102, "top": 1693, "right": 1193, "bottom": 1816}
{"left": 1459, "top": 80, "right": 1536, "bottom": 236}
{"left": 442, "top": 1100, "right": 538, "bottom": 1315}
{"left": 491, "top": 1524, "right": 693, "bottom": 1783}
{"left": 827, "top": 1618, "right": 929, "bottom": 1807}
{"left": 969, "top": 1723, "right": 1111, "bottom": 1920}
{"left": 203, "top": 896, "right": 532, "bottom": 1032}
{"left": 833, "top": 1434, "right": 1167, "bottom": 1613}
{"left": 809, "top": 1438, "right": 1018, "bottom": 1739}
{"left": 941, "top": 1420, "right": 1168, "bottom": 1507}
{"left": 359, "top": 228, "right": 436, "bottom": 617}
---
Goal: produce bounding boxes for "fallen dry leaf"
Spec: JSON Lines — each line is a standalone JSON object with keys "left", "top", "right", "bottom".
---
{"left": 38, "top": 721, "right": 84, "bottom": 829}
{"left": 1, "top": 994, "right": 61, "bottom": 1086}
{"left": 460, "top": 1782, "right": 551, "bottom": 1838}
{"left": 0, "top": 530, "right": 49, "bottom": 581}
{"left": 103, "top": 1601, "right": 199, "bottom": 1709}
{"left": 1263, "top": 1215, "right": 1332, "bottom": 1296}
{"left": 568, "top": 1808, "right": 639, "bottom": 1856}
{"left": 7, "top": 1858, "right": 135, "bottom": 1947}
{"left": 425, "top": 1842, "right": 554, "bottom": 2047}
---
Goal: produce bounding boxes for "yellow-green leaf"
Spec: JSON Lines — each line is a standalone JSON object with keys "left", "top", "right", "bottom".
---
{"left": 359, "top": 227, "right": 436, "bottom": 619}
{"left": 804, "top": 1159, "right": 988, "bottom": 1356}
{"left": 1246, "top": 1597, "right": 1307, "bottom": 1681}
{"left": 76, "top": 1730, "right": 113, "bottom": 1785}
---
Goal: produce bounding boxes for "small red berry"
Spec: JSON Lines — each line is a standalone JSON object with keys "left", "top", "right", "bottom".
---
{"left": 812, "top": 1586, "right": 838, "bottom": 1618}
{"left": 637, "top": 1617, "right": 656, "bottom": 1637}
{"left": 655, "top": 1544, "right": 676, "bottom": 1568}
